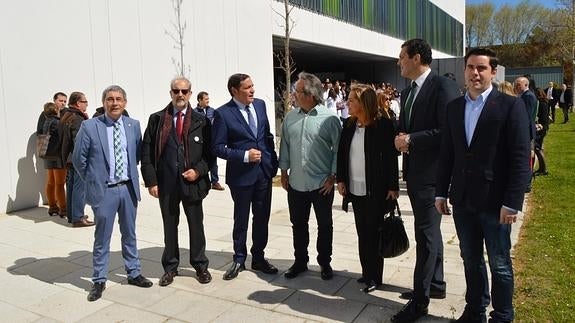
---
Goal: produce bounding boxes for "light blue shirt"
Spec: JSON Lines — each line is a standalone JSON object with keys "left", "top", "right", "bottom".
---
{"left": 464, "top": 86, "right": 493, "bottom": 146}
{"left": 232, "top": 98, "right": 259, "bottom": 163}
{"left": 105, "top": 115, "right": 129, "bottom": 184}
{"left": 279, "top": 104, "right": 341, "bottom": 191}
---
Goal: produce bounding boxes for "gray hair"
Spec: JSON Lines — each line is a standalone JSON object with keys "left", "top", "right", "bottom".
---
{"left": 170, "top": 76, "right": 191, "bottom": 89}
{"left": 101, "top": 85, "right": 127, "bottom": 102}
{"left": 298, "top": 72, "right": 323, "bottom": 105}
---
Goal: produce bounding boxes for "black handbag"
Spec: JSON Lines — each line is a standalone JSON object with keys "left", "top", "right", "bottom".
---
{"left": 378, "top": 200, "right": 409, "bottom": 258}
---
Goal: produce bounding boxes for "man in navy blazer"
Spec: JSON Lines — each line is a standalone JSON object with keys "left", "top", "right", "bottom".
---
{"left": 435, "top": 48, "right": 531, "bottom": 322}
{"left": 212, "top": 73, "right": 279, "bottom": 280}
{"left": 73, "top": 85, "right": 152, "bottom": 301}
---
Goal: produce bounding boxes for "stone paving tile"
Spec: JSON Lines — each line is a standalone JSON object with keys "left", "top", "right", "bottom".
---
{"left": 147, "top": 290, "right": 236, "bottom": 322}
{"left": 25, "top": 289, "right": 112, "bottom": 322}
{"left": 0, "top": 300, "right": 41, "bottom": 322}
{"left": 76, "top": 303, "right": 169, "bottom": 323}
{"left": 211, "top": 302, "right": 309, "bottom": 323}
{"left": 275, "top": 289, "right": 366, "bottom": 322}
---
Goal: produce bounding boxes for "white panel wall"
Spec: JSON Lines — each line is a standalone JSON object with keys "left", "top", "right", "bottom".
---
{"left": 0, "top": 0, "right": 274, "bottom": 212}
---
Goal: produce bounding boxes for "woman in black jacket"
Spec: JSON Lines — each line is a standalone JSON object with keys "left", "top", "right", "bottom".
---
{"left": 336, "top": 84, "right": 399, "bottom": 293}
{"left": 534, "top": 88, "right": 550, "bottom": 175}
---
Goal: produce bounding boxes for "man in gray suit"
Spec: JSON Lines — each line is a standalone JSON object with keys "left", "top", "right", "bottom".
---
{"left": 73, "top": 85, "right": 152, "bottom": 302}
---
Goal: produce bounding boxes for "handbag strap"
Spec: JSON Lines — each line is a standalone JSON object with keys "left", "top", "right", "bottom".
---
{"left": 394, "top": 199, "right": 401, "bottom": 217}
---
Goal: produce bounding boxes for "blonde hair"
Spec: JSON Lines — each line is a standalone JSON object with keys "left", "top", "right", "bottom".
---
{"left": 498, "top": 81, "right": 514, "bottom": 96}
{"left": 349, "top": 84, "right": 379, "bottom": 125}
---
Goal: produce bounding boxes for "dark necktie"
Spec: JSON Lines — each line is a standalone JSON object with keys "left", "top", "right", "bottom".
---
{"left": 176, "top": 111, "right": 183, "bottom": 142}
{"left": 113, "top": 122, "right": 123, "bottom": 178}
{"left": 245, "top": 105, "right": 257, "bottom": 136}
{"left": 404, "top": 81, "right": 418, "bottom": 126}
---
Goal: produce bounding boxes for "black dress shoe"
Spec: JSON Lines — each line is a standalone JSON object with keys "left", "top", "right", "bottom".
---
{"left": 361, "top": 281, "right": 381, "bottom": 293}
{"left": 400, "top": 289, "right": 446, "bottom": 300}
{"left": 87, "top": 282, "right": 105, "bottom": 302}
{"left": 284, "top": 264, "right": 308, "bottom": 279}
{"left": 452, "top": 309, "right": 487, "bottom": 323}
{"left": 223, "top": 262, "right": 245, "bottom": 280}
{"left": 127, "top": 275, "right": 153, "bottom": 288}
{"left": 391, "top": 299, "right": 429, "bottom": 323}
{"left": 251, "top": 259, "right": 278, "bottom": 274}
{"left": 320, "top": 265, "right": 333, "bottom": 280}
{"left": 196, "top": 269, "right": 212, "bottom": 284}
{"left": 159, "top": 271, "right": 178, "bottom": 286}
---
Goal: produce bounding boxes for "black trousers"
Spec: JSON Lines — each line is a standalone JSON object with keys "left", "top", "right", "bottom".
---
{"left": 349, "top": 194, "right": 384, "bottom": 285}
{"left": 287, "top": 186, "right": 333, "bottom": 267}
{"left": 159, "top": 188, "right": 209, "bottom": 273}
{"left": 407, "top": 183, "right": 445, "bottom": 305}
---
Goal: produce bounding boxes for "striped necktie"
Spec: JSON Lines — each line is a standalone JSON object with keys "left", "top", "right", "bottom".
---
{"left": 113, "top": 121, "right": 123, "bottom": 178}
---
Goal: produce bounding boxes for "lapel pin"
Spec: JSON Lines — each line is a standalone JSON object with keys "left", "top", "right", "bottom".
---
{"left": 194, "top": 136, "right": 200, "bottom": 142}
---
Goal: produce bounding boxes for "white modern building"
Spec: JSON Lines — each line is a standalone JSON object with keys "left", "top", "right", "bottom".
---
{"left": 0, "top": 0, "right": 464, "bottom": 212}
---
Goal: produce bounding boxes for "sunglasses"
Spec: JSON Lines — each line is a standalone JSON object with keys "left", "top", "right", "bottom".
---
{"left": 172, "top": 89, "right": 190, "bottom": 95}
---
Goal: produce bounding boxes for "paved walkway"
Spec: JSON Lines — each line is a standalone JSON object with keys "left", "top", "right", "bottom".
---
{"left": 0, "top": 177, "right": 524, "bottom": 322}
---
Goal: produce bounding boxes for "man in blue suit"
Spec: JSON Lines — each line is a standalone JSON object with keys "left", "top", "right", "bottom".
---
{"left": 212, "top": 73, "right": 279, "bottom": 280}
{"left": 73, "top": 85, "right": 152, "bottom": 302}
{"left": 435, "top": 48, "right": 531, "bottom": 322}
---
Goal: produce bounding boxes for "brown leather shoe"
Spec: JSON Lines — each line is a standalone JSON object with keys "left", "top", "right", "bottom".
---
{"left": 196, "top": 269, "right": 212, "bottom": 284}
{"left": 159, "top": 271, "right": 178, "bottom": 286}
{"left": 72, "top": 218, "right": 95, "bottom": 227}
{"left": 211, "top": 182, "right": 225, "bottom": 191}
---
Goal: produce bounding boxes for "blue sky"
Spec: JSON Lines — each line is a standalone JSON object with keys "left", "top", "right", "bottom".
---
{"left": 466, "top": 0, "right": 559, "bottom": 9}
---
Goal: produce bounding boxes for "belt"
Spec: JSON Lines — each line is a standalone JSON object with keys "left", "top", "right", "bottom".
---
{"left": 107, "top": 180, "right": 130, "bottom": 188}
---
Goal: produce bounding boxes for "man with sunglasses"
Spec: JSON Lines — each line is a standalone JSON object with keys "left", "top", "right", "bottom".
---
{"left": 141, "top": 76, "right": 214, "bottom": 286}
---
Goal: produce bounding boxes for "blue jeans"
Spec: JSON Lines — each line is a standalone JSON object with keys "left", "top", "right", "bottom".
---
{"left": 66, "top": 166, "right": 86, "bottom": 223}
{"left": 453, "top": 206, "right": 514, "bottom": 322}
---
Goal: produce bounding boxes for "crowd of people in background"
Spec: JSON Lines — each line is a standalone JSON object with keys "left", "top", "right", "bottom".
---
{"left": 34, "top": 37, "right": 573, "bottom": 322}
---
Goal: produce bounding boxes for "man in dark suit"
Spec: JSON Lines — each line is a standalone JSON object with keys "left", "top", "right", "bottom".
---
{"left": 392, "top": 38, "right": 460, "bottom": 323}
{"left": 559, "top": 83, "right": 573, "bottom": 123}
{"left": 545, "top": 82, "right": 559, "bottom": 122}
{"left": 73, "top": 85, "right": 153, "bottom": 301}
{"left": 141, "top": 77, "right": 213, "bottom": 287}
{"left": 195, "top": 91, "right": 224, "bottom": 191}
{"left": 212, "top": 73, "right": 279, "bottom": 280}
{"left": 435, "top": 48, "right": 531, "bottom": 323}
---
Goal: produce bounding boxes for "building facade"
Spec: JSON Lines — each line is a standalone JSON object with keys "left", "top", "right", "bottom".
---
{"left": 0, "top": 0, "right": 464, "bottom": 212}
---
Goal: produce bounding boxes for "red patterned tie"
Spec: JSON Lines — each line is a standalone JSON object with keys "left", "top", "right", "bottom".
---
{"left": 176, "top": 111, "right": 183, "bottom": 142}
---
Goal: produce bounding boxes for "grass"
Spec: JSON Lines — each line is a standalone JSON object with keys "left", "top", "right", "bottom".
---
{"left": 514, "top": 110, "right": 575, "bottom": 321}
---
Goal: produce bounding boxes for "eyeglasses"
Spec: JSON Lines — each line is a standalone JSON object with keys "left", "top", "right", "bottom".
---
{"left": 172, "top": 89, "right": 190, "bottom": 95}
{"left": 79, "top": 100, "right": 88, "bottom": 103}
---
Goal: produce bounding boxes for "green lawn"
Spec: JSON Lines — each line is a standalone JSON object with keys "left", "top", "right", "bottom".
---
{"left": 514, "top": 109, "right": 575, "bottom": 321}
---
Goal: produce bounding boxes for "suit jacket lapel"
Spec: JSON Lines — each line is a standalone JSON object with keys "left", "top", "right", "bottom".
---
{"left": 121, "top": 116, "right": 133, "bottom": 166}
{"left": 407, "top": 73, "right": 434, "bottom": 131}
{"left": 96, "top": 116, "right": 111, "bottom": 169}
{"left": 229, "top": 99, "right": 256, "bottom": 138}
